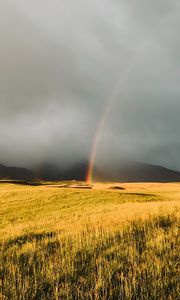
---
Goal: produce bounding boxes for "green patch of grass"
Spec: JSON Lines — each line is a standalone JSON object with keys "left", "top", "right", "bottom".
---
{"left": 0, "top": 187, "right": 160, "bottom": 236}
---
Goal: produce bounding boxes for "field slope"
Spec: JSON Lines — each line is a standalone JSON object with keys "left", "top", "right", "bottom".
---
{"left": 0, "top": 182, "right": 179, "bottom": 299}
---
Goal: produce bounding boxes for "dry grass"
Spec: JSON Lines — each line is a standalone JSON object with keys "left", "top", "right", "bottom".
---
{"left": 0, "top": 182, "right": 179, "bottom": 299}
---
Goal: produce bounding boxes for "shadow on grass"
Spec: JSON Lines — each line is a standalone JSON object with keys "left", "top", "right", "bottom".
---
{"left": 0, "top": 213, "right": 179, "bottom": 300}
{"left": 0, "top": 180, "right": 42, "bottom": 186}
{"left": 2, "top": 231, "right": 57, "bottom": 250}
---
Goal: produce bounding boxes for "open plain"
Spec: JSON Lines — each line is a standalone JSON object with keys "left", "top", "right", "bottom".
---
{"left": 0, "top": 182, "right": 179, "bottom": 299}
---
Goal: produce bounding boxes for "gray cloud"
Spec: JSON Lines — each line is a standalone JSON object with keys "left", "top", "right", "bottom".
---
{"left": 0, "top": 0, "right": 180, "bottom": 170}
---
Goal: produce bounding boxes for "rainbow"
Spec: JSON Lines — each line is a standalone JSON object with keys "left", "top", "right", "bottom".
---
{"left": 86, "top": 91, "right": 115, "bottom": 183}
{"left": 86, "top": 61, "right": 137, "bottom": 184}
{"left": 86, "top": 44, "right": 153, "bottom": 183}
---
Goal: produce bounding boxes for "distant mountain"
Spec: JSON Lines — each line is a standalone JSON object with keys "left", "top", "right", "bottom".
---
{"left": 35, "top": 161, "right": 180, "bottom": 183}
{"left": 0, "top": 164, "right": 35, "bottom": 181}
{"left": 92, "top": 162, "right": 180, "bottom": 182}
{"left": 0, "top": 161, "right": 180, "bottom": 182}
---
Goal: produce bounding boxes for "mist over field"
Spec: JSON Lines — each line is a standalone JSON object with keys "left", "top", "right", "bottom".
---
{"left": 0, "top": 0, "right": 180, "bottom": 171}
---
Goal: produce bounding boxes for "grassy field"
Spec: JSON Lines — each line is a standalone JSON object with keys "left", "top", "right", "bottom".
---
{"left": 0, "top": 182, "right": 179, "bottom": 299}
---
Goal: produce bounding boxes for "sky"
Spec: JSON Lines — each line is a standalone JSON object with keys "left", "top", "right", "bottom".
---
{"left": 0, "top": 0, "right": 180, "bottom": 170}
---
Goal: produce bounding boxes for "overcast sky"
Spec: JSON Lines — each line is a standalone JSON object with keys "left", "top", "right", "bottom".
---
{"left": 0, "top": 0, "right": 180, "bottom": 170}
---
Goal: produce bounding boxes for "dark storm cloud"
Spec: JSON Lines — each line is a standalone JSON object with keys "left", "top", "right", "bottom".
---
{"left": 0, "top": 0, "right": 180, "bottom": 169}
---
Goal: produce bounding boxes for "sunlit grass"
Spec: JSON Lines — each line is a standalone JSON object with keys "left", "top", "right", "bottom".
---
{"left": 0, "top": 182, "right": 179, "bottom": 299}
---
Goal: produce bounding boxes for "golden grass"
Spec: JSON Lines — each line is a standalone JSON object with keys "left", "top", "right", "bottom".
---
{"left": 0, "top": 182, "right": 179, "bottom": 299}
